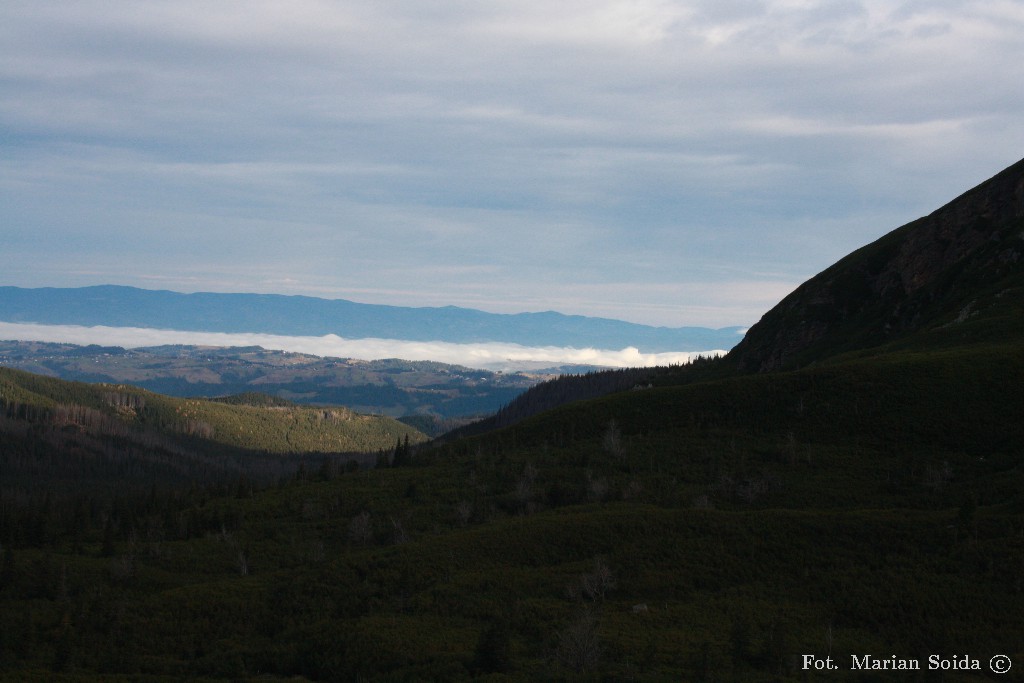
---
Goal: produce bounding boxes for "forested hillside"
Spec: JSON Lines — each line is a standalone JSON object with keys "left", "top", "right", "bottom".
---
{"left": 0, "top": 366, "right": 424, "bottom": 455}
{"left": 0, "top": 366, "right": 426, "bottom": 519}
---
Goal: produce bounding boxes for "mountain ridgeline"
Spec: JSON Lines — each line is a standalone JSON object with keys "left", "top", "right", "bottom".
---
{"left": 1, "top": 158, "right": 1023, "bottom": 681}
{"left": 728, "top": 157, "right": 1024, "bottom": 371}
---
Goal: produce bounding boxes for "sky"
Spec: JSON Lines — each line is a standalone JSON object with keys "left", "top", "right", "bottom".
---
{"left": 3, "top": 0, "right": 1024, "bottom": 329}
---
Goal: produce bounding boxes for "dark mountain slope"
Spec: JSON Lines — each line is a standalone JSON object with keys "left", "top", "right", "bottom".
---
{"left": 728, "top": 157, "right": 1024, "bottom": 372}
{"left": 439, "top": 365, "right": 655, "bottom": 440}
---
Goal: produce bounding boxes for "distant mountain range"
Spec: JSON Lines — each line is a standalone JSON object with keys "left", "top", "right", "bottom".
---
{"left": 0, "top": 285, "right": 744, "bottom": 352}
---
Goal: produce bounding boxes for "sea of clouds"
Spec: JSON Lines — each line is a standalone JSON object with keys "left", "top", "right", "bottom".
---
{"left": 0, "top": 322, "right": 724, "bottom": 372}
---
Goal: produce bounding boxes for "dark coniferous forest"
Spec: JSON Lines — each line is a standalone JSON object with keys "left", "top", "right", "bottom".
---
{"left": 1, "top": 158, "right": 1023, "bottom": 680}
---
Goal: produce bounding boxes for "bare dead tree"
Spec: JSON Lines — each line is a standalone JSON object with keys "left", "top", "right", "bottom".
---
{"left": 347, "top": 511, "right": 373, "bottom": 543}
{"left": 602, "top": 419, "right": 624, "bottom": 460}
{"left": 556, "top": 609, "right": 601, "bottom": 674}
{"left": 455, "top": 500, "right": 473, "bottom": 527}
{"left": 580, "top": 556, "right": 616, "bottom": 602}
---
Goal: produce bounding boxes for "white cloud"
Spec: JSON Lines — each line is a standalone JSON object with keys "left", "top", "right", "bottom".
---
{"left": 0, "top": 322, "right": 724, "bottom": 371}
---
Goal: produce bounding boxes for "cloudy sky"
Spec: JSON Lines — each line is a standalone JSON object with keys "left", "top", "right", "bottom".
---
{"left": 3, "top": 0, "right": 1023, "bottom": 329}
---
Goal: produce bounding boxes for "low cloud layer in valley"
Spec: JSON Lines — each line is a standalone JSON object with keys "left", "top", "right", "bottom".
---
{"left": 0, "top": 322, "right": 725, "bottom": 372}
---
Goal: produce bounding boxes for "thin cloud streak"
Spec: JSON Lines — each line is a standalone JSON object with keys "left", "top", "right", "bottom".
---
{"left": 0, "top": 323, "right": 726, "bottom": 371}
